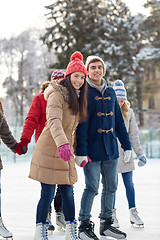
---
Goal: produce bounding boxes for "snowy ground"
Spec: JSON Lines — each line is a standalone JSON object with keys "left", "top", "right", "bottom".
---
{"left": 1, "top": 158, "right": 160, "bottom": 240}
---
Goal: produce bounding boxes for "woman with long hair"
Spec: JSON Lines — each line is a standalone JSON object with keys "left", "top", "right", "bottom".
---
{"left": 29, "top": 51, "right": 88, "bottom": 240}
{"left": 112, "top": 79, "right": 147, "bottom": 228}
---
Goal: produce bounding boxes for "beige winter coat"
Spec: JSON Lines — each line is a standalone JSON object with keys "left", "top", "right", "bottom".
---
{"left": 29, "top": 81, "right": 79, "bottom": 185}
{"left": 117, "top": 108, "right": 143, "bottom": 173}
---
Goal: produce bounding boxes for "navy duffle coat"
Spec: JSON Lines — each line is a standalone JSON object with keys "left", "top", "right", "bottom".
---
{"left": 76, "top": 84, "right": 131, "bottom": 162}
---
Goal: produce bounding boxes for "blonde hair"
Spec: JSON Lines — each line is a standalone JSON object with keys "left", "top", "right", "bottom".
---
{"left": 121, "top": 100, "right": 130, "bottom": 122}
{"left": 40, "top": 81, "right": 50, "bottom": 91}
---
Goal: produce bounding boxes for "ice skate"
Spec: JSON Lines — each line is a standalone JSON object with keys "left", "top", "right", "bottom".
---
{"left": 78, "top": 219, "right": 99, "bottom": 240}
{"left": 34, "top": 222, "right": 49, "bottom": 240}
{"left": 112, "top": 209, "right": 120, "bottom": 228}
{"left": 129, "top": 207, "right": 144, "bottom": 227}
{"left": 0, "top": 217, "right": 13, "bottom": 239}
{"left": 100, "top": 218, "right": 127, "bottom": 239}
{"left": 56, "top": 212, "right": 66, "bottom": 231}
{"left": 46, "top": 206, "right": 55, "bottom": 234}
{"left": 65, "top": 219, "right": 79, "bottom": 240}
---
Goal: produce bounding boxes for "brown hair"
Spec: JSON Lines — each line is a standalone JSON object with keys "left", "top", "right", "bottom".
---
{"left": 41, "top": 81, "right": 50, "bottom": 91}
{"left": 60, "top": 75, "right": 87, "bottom": 122}
{"left": 0, "top": 99, "right": 3, "bottom": 111}
{"left": 121, "top": 100, "right": 130, "bottom": 122}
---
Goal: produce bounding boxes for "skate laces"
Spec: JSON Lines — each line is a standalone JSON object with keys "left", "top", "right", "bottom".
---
{"left": 41, "top": 222, "right": 49, "bottom": 240}
{"left": 68, "top": 220, "right": 78, "bottom": 240}
{"left": 109, "top": 225, "right": 124, "bottom": 234}
{"left": 86, "top": 221, "right": 97, "bottom": 238}
{"left": 73, "top": 220, "right": 79, "bottom": 239}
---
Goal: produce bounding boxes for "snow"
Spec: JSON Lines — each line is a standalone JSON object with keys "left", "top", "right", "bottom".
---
{"left": 1, "top": 158, "right": 160, "bottom": 240}
{"left": 136, "top": 46, "right": 160, "bottom": 60}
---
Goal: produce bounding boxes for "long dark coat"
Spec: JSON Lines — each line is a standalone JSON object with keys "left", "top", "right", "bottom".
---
{"left": 76, "top": 84, "right": 131, "bottom": 162}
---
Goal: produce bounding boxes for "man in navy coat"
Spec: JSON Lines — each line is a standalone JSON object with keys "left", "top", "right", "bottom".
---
{"left": 75, "top": 56, "right": 132, "bottom": 240}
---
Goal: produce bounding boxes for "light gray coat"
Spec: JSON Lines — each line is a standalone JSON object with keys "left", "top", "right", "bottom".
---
{"left": 117, "top": 108, "right": 143, "bottom": 173}
{"left": 29, "top": 81, "right": 79, "bottom": 185}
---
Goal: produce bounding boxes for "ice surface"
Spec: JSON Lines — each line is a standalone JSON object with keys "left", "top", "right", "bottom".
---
{"left": 1, "top": 158, "right": 160, "bottom": 240}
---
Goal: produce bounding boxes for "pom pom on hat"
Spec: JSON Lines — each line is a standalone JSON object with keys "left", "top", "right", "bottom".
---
{"left": 71, "top": 51, "right": 83, "bottom": 61}
{"left": 113, "top": 79, "right": 127, "bottom": 101}
{"left": 51, "top": 69, "right": 65, "bottom": 81}
{"left": 65, "top": 51, "right": 87, "bottom": 78}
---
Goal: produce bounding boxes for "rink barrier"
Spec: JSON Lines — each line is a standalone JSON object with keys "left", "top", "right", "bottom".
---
{"left": 1, "top": 115, "right": 160, "bottom": 161}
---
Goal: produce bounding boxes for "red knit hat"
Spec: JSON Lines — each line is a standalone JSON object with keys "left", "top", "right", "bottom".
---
{"left": 51, "top": 69, "right": 65, "bottom": 81}
{"left": 65, "top": 51, "right": 87, "bottom": 78}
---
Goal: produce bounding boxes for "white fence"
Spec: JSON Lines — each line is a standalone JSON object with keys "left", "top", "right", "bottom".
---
{"left": 1, "top": 116, "right": 160, "bottom": 162}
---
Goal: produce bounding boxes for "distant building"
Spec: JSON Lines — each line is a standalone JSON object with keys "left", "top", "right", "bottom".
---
{"left": 142, "top": 65, "right": 160, "bottom": 129}
{"left": 143, "top": 65, "right": 160, "bottom": 113}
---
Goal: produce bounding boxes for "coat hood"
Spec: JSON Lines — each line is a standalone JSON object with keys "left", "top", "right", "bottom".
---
{"left": 44, "top": 80, "right": 69, "bottom": 103}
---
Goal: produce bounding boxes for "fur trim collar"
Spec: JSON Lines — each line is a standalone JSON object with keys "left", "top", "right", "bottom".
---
{"left": 44, "top": 81, "right": 69, "bottom": 103}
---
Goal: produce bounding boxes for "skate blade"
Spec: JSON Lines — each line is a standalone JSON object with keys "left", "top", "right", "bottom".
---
{"left": 57, "top": 226, "right": 66, "bottom": 232}
{"left": 0, "top": 237, "right": 13, "bottom": 240}
{"left": 100, "top": 237, "right": 127, "bottom": 240}
{"left": 130, "top": 221, "right": 144, "bottom": 228}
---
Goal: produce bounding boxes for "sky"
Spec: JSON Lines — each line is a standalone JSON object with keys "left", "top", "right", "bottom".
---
{"left": 0, "top": 0, "right": 50, "bottom": 38}
{"left": 0, "top": 0, "right": 149, "bottom": 97}
{"left": 0, "top": 0, "right": 149, "bottom": 38}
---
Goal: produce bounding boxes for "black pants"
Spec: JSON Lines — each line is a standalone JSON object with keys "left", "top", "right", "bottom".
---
{"left": 54, "top": 185, "right": 62, "bottom": 213}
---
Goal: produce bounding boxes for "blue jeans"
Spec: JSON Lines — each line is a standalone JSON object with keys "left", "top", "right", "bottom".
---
{"left": 79, "top": 159, "right": 118, "bottom": 221}
{"left": 36, "top": 183, "right": 75, "bottom": 224}
{"left": 113, "top": 171, "right": 135, "bottom": 209}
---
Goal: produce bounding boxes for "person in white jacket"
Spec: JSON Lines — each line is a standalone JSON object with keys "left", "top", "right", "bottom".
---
{"left": 112, "top": 79, "right": 147, "bottom": 228}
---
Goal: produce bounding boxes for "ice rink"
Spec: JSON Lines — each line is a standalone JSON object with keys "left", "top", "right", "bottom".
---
{"left": 1, "top": 158, "right": 160, "bottom": 240}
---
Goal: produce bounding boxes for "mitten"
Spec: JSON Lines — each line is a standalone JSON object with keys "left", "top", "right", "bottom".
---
{"left": 74, "top": 155, "right": 92, "bottom": 167}
{"left": 15, "top": 138, "right": 29, "bottom": 155}
{"left": 58, "top": 144, "right": 73, "bottom": 161}
{"left": 123, "top": 150, "right": 132, "bottom": 163}
{"left": 138, "top": 154, "right": 147, "bottom": 167}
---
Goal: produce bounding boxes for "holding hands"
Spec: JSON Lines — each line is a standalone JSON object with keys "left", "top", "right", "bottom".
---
{"left": 15, "top": 138, "right": 29, "bottom": 155}
{"left": 74, "top": 155, "right": 92, "bottom": 167}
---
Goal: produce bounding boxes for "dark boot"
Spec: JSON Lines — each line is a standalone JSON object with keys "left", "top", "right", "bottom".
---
{"left": 100, "top": 217, "right": 127, "bottom": 239}
{"left": 78, "top": 219, "right": 99, "bottom": 240}
{"left": 47, "top": 206, "right": 55, "bottom": 232}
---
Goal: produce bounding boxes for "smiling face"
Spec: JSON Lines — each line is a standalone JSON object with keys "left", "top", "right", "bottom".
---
{"left": 118, "top": 100, "right": 125, "bottom": 108}
{"left": 87, "top": 61, "right": 104, "bottom": 86}
{"left": 70, "top": 72, "right": 85, "bottom": 90}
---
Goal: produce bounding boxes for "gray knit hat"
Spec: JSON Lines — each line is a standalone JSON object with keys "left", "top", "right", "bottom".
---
{"left": 85, "top": 55, "right": 106, "bottom": 74}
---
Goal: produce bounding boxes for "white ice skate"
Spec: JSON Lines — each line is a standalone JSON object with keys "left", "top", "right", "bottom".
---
{"left": 56, "top": 212, "right": 66, "bottom": 231}
{"left": 112, "top": 209, "right": 120, "bottom": 228}
{"left": 65, "top": 219, "right": 79, "bottom": 240}
{"left": 34, "top": 222, "right": 49, "bottom": 240}
{"left": 129, "top": 207, "right": 144, "bottom": 227}
{"left": 0, "top": 217, "right": 13, "bottom": 239}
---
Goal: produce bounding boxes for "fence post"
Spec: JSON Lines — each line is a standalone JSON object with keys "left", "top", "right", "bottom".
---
{"left": 145, "top": 143, "right": 148, "bottom": 158}
{"left": 159, "top": 130, "right": 160, "bottom": 158}
{"left": 149, "top": 131, "right": 152, "bottom": 158}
